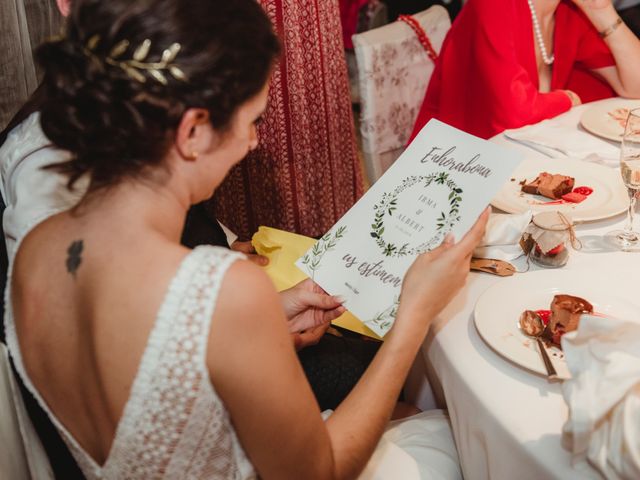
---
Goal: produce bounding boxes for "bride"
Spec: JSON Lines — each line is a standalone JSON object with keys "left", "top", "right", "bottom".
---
{"left": 6, "top": 0, "right": 488, "bottom": 477}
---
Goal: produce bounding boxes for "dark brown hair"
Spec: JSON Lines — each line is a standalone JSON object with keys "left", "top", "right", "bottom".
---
{"left": 37, "top": 0, "right": 280, "bottom": 190}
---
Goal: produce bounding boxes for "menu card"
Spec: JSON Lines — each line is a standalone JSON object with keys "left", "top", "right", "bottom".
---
{"left": 296, "top": 120, "right": 523, "bottom": 337}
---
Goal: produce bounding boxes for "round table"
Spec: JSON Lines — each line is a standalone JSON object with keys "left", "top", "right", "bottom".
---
{"left": 420, "top": 98, "right": 638, "bottom": 480}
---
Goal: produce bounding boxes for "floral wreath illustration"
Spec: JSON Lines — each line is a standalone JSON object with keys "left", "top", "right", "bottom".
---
{"left": 366, "top": 296, "right": 400, "bottom": 333}
{"left": 371, "top": 172, "right": 463, "bottom": 258}
{"left": 300, "top": 226, "right": 347, "bottom": 274}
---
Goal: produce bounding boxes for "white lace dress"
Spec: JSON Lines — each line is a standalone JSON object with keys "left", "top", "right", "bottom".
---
{"left": 6, "top": 245, "right": 256, "bottom": 479}
{"left": 2, "top": 114, "right": 463, "bottom": 479}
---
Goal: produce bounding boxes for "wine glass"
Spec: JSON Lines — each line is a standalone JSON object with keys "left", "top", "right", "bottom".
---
{"left": 608, "top": 108, "right": 640, "bottom": 250}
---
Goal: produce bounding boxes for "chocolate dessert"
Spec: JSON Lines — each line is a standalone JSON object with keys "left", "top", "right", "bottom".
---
{"left": 521, "top": 172, "right": 575, "bottom": 199}
{"left": 521, "top": 174, "right": 545, "bottom": 195}
{"left": 542, "top": 294, "right": 593, "bottom": 347}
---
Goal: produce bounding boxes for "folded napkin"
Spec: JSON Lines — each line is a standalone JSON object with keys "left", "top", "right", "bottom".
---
{"left": 252, "top": 226, "right": 382, "bottom": 340}
{"left": 504, "top": 118, "right": 620, "bottom": 167}
{"left": 561, "top": 315, "right": 640, "bottom": 479}
{"left": 472, "top": 211, "right": 531, "bottom": 261}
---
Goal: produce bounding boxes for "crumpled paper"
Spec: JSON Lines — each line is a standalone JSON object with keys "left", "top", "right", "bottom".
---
{"left": 561, "top": 314, "right": 640, "bottom": 479}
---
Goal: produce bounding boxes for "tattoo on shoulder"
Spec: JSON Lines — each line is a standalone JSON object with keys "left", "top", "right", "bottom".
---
{"left": 66, "top": 240, "right": 84, "bottom": 278}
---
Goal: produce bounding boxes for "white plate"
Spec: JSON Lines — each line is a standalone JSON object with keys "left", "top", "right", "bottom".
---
{"left": 580, "top": 99, "right": 640, "bottom": 142}
{"left": 491, "top": 157, "right": 627, "bottom": 222}
{"left": 474, "top": 270, "right": 640, "bottom": 379}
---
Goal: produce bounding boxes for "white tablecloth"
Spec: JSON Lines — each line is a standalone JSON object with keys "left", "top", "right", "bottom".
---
{"left": 421, "top": 99, "right": 637, "bottom": 480}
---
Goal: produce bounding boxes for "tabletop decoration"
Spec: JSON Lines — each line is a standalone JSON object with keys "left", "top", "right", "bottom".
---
{"left": 521, "top": 211, "right": 580, "bottom": 268}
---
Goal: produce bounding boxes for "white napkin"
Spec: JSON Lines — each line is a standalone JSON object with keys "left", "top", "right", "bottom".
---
{"left": 218, "top": 221, "right": 238, "bottom": 246}
{"left": 504, "top": 118, "right": 620, "bottom": 167}
{"left": 472, "top": 211, "right": 531, "bottom": 261}
{"left": 561, "top": 315, "right": 640, "bottom": 479}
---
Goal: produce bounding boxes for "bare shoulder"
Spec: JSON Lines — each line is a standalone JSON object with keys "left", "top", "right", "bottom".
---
{"left": 11, "top": 212, "right": 192, "bottom": 324}
{"left": 204, "top": 259, "right": 331, "bottom": 479}
{"left": 205, "top": 256, "right": 299, "bottom": 390}
{"left": 209, "top": 258, "right": 287, "bottom": 341}
{"left": 12, "top": 213, "right": 66, "bottom": 282}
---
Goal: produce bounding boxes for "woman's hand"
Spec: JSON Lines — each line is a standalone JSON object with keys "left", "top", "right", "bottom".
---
{"left": 570, "top": 0, "right": 620, "bottom": 33}
{"left": 571, "top": 0, "right": 613, "bottom": 12}
{"left": 393, "top": 208, "right": 490, "bottom": 334}
{"left": 573, "top": 0, "right": 640, "bottom": 98}
{"left": 230, "top": 240, "right": 269, "bottom": 266}
{"left": 292, "top": 323, "right": 331, "bottom": 351}
{"left": 280, "top": 278, "right": 345, "bottom": 334}
{"left": 563, "top": 89, "right": 582, "bottom": 107}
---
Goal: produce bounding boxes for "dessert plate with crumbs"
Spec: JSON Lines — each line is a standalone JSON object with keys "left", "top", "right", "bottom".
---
{"left": 491, "top": 157, "right": 627, "bottom": 222}
{"left": 580, "top": 99, "right": 640, "bottom": 142}
{"left": 474, "top": 270, "right": 640, "bottom": 379}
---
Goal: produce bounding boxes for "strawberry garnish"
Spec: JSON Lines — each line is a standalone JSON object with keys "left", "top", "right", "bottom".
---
{"left": 573, "top": 186, "right": 593, "bottom": 196}
{"left": 562, "top": 192, "right": 587, "bottom": 203}
{"left": 535, "top": 309, "right": 551, "bottom": 325}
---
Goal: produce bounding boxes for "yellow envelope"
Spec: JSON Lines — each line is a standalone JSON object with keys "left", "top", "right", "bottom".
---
{"left": 252, "top": 226, "right": 382, "bottom": 340}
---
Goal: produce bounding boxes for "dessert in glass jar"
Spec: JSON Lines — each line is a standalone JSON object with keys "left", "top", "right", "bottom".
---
{"left": 523, "top": 211, "right": 574, "bottom": 268}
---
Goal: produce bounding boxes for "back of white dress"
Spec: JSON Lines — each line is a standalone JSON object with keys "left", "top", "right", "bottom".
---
{"left": 6, "top": 245, "right": 256, "bottom": 479}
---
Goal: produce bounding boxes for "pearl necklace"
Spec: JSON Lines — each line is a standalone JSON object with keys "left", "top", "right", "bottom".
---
{"left": 527, "top": 0, "right": 554, "bottom": 65}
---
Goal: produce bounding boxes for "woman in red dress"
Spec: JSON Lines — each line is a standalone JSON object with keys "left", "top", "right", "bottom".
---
{"left": 213, "top": 0, "right": 364, "bottom": 239}
{"left": 410, "top": 0, "right": 640, "bottom": 140}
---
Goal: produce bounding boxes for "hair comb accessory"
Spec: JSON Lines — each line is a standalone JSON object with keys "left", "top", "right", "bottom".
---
{"left": 85, "top": 34, "right": 187, "bottom": 85}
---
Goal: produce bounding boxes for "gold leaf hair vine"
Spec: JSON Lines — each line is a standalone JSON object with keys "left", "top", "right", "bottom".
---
{"left": 84, "top": 34, "right": 187, "bottom": 85}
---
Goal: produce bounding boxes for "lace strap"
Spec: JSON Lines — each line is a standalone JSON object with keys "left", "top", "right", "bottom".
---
{"left": 176, "top": 246, "right": 245, "bottom": 356}
{"left": 6, "top": 243, "right": 245, "bottom": 478}
{"left": 114, "top": 245, "right": 244, "bottom": 435}
{"left": 101, "top": 245, "right": 245, "bottom": 477}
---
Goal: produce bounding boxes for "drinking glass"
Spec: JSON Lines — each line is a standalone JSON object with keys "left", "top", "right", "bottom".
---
{"left": 608, "top": 108, "right": 640, "bottom": 250}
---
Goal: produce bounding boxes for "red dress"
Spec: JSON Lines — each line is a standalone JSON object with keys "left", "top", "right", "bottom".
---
{"left": 213, "top": 0, "right": 364, "bottom": 239}
{"left": 339, "top": 0, "right": 369, "bottom": 49}
{"left": 410, "top": 0, "right": 616, "bottom": 140}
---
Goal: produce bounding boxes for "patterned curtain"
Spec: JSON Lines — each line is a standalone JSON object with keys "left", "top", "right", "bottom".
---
{"left": 213, "top": 0, "right": 364, "bottom": 239}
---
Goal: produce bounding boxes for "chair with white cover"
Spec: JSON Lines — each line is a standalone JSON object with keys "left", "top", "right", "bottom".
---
{"left": 353, "top": 6, "right": 451, "bottom": 184}
{"left": 0, "top": 342, "right": 53, "bottom": 479}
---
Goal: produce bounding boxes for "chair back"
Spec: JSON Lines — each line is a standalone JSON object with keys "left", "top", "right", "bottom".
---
{"left": 353, "top": 6, "right": 451, "bottom": 184}
{"left": 0, "top": 343, "right": 53, "bottom": 479}
{"left": 0, "top": 0, "right": 63, "bottom": 129}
